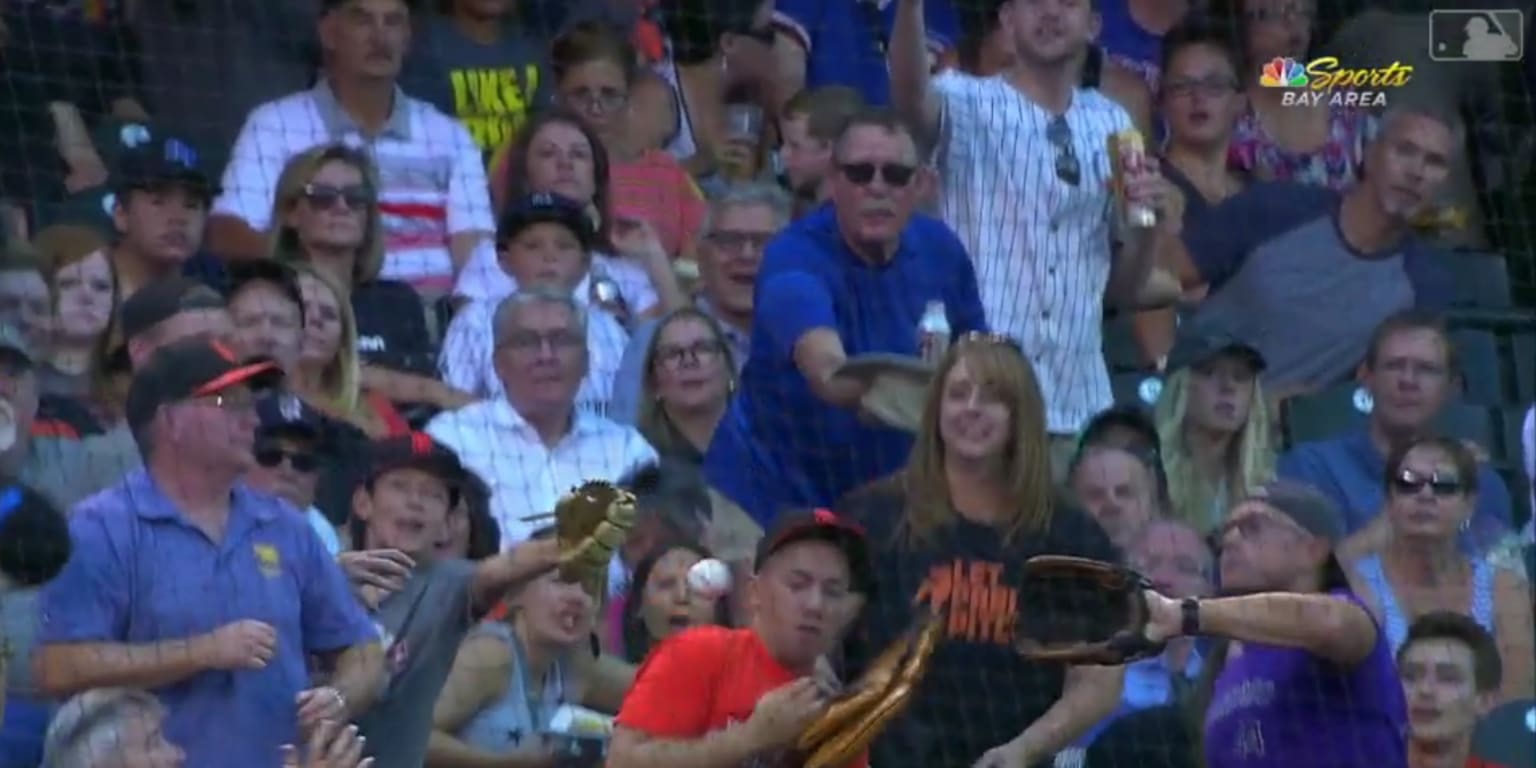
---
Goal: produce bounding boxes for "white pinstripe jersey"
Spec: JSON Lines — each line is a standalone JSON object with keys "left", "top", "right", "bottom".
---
{"left": 931, "top": 72, "right": 1132, "bottom": 434}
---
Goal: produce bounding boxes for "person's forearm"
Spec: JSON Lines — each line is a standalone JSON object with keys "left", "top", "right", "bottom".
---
{"left": 1013, "top": 665, "right": 1123, "bottom": 763}
{"left": 1196, "top": 593, "right": 1371, "bottom": 661}
{"left": 426, "top": 732, "right": 542, "bottom": 767}
{"left": 1105, "top": 229, "right": 1162, "bottom": 307}
{"left": 360, "top": 366, "right": 474, "bottom": 409}
{"left": 36, "top": 639, "right": 210, "bottom": 697}
{"left": 608, "top": 725, "right": 761, "bottom": 768}
{"left": 470, "top": 551, "right": 556, "bottom": 610}
{"left": 889, "top": 0, "right": 931, "bottom": 123}
{"left": 206, "top": 215, "right": 270, "bottom": 260}
{"left": 450, "top": 231, "right": 491, "bottom": 275}
{"left": 329, "top": 643, "right": 384, "bottom": 718}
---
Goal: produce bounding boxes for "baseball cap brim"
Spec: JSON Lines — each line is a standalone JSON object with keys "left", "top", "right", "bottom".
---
{"left": 193, "top": 359, "right": 284, "bottom": 398}
{"left": 497, "top": 206, "right": 595, "bottom": 249}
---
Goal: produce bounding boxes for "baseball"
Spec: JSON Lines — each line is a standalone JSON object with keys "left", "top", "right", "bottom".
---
{"left": 686, "top": 558, "right": 732, "bottom": 598}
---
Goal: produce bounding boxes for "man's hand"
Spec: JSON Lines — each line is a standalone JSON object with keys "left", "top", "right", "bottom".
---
{"left": 338, "top": 550, "right": 414, "bottom": 610}
{"left": 1141, "top": 589, "right": 1184, "bottom": 645}
{"left": 743, "top": 678, "right": 828, "bottom": 751}
{"left": 1122, "top": 156, "right": 1183, "bottom": 233}
{"left": 280, "top": 720, "right": 372, "bottom": 768}
{"left": 612, "top": 216, "right": 669, "bottom": 264}
{"left": 296, "top": 686, "right": 348, "bottom": 730}
{"left": 197, "top": 620, "right": 277, "bottom": 670}
{"left": 972, "top": 737, "right": 1032, "bottom": 768}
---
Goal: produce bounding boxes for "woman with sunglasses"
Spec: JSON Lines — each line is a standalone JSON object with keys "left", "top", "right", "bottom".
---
{"left": 1351, "top": 435, "right": 1534, "bottom": 702}
{"left": 270, "top": 145, "right": 474, "bottom": 414}
{"left": 837, "top": 334, "right": 1122, "bottom": 768}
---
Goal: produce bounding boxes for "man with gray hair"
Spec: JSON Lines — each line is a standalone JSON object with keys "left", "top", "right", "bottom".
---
{"left": 1169, "top": 103, "right": 1459, "bottom": 393}
{"left": 43, "top": 687, "right": 371, "bottom": 767}
{"left": 610, "top": 182, "right": 791, "bottom": 424}
{"left": 427, "top": 286, "right": 657, "bottom": 554}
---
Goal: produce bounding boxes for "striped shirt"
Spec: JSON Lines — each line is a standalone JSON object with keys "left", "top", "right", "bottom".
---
{"left": 437, "top": 274, "right": 630, "bottom": 417}
{"left": 214, "top": 80, "right": 496, "bottom": 293}
{"left": 931, "top": 73, "right": 1132, "bottom": 434}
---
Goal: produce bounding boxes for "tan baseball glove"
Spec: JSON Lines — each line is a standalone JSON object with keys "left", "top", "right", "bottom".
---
{"left": 554, "top": 480, "right": 638, "bottom": 601}
{"left": 1013, "top": 555, "right": 1164, "bottom": 666}
{"left": 795, "top": 614, "right": 944, "bottom": 768}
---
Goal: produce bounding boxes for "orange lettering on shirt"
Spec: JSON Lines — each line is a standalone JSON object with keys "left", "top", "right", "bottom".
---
{"left": 915, "top": 559, "right": 1021, "bottom": 647}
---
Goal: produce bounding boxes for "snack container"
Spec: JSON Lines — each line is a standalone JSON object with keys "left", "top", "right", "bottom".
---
{"left": 1107, "top": 129, "right": 1157, "bottom": 228}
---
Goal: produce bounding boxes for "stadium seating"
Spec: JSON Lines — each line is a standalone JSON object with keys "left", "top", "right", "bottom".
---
{"left": 1282, "top": 381, "right": 1373, "bottom": 448}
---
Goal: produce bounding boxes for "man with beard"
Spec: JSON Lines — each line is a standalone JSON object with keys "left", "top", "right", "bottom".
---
{"left": 1167, "top": 106, "right": 1457, "bottom": 393}
{"left": 108, "top": 133, "right": 217, "bottom": 300}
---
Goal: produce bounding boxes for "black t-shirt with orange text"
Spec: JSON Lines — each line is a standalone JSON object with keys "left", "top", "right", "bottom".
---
{"left": 837, "top": 477, "right": 1119, "bottom": 768}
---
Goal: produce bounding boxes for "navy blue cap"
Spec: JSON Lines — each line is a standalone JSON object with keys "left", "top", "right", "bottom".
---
{"left": 255, "top": 392, "right": 324, "bottom": 439}
{"left": 496, "top": 193, "right": 595, "bottom": 249}
{"left": 115, "top": 132, "right": 216, "bottom": 197}
{"left": 1165, "top": 326, "right": 1266, "bottom": 374}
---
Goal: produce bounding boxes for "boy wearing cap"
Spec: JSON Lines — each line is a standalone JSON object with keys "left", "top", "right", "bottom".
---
{"left": 35, "top": 336, "right": 382, "bottom": 768}
{"left": 248, "top": 391, "right": 339, "bottom": 554}
{"left": 109, "top": 133, "right": 218, "bottom": 298}
{"left": 610, "top": 509, "right": 872, "bottom": 768}
{"left": 345, "top": 432, "right": 566, "bottom": 768}
{"left": 1140, "top": 480, "right": 1410, "bottom": 768}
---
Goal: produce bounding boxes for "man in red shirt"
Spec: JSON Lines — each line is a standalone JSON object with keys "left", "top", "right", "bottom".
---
{"left": 608, "top": 509, "right": 874, "bottom": 768}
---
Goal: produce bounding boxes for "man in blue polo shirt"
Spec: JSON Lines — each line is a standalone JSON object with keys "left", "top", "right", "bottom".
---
{"left": 35, "top": 336, "right": 383, "bottom": 768}
{"left": 704, "top": 108, "right": 987, "bottom": 526}
{"left": 1174, "top": 104, "right": 1456, "bottom": 392}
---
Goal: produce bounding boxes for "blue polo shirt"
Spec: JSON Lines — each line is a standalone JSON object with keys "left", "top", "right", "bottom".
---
{"left": 39, "top": 470, "right": 377, "bottom": 768}
{"left": 703, "top": 205, "right": 987, "bottom": 525}
{"left": 773, "top": 0, "right": 960, "bottom": 105}
{"left": 1277, "top": 428, "right": 1513, "bottom": 553}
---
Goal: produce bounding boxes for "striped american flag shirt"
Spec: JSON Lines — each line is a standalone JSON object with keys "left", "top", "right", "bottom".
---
{"left": 931, "top": 72, "right": 1132, "bottom": 435}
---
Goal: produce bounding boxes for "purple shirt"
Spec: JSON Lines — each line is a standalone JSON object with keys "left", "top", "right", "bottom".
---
{"left": 1203, "top": 590, "right": 1408, "bottom": 768}
{"left": 39, "top": 469, "right": 378, "bottom": 768}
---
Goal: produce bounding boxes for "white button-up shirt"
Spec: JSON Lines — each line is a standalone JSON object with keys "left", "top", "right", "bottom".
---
{"left": 931, "top": 73, "right": 1132, "bottom": 434}
{"left": 425, "top": 398, "right": 658, "bottom": 547}
{"left": 213, "top": 79, "right": 496, "bottom": 291}
{"left": 437, "top": 274, "right": 630, "bottom": 417}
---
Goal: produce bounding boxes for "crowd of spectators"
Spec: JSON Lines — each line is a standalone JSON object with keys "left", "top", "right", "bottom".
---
{"left": 0, "top": 0, "right": 1533, "bottom": 767}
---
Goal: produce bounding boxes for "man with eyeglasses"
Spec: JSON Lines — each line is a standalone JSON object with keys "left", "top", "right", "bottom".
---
{"left": 891, "top": 0, "right": 1180, "bottom": 480}
{"left": 703, "top": 108, "right": 988, "bottom": 527}
{"left": 610, "top": 182, "right": 790, "bottom": 424}
{"left": 35, "top": 335, "right": 385, "bottom": 768}
{"left": 248, "top": 391, "right": 341, "bottom": 555}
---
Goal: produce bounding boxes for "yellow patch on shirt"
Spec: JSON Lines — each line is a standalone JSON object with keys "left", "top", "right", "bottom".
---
{"left": 254, "top": 543, "right": 281, "bottom": 577}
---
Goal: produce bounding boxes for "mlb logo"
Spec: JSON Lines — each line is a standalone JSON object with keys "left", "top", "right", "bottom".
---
{"left": 1429, "top": 9, "right": 1525, "bottom": 61}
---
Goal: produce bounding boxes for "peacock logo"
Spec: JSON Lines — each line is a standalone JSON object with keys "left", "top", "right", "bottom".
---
{"left": 1259, "top": 57, "right": 1308, "bottom": 88}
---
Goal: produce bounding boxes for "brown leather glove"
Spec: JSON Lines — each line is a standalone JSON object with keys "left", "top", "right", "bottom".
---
{"left": 1013, "top": 555, "right": 1164, "bottom": 666}
{"left": 554, "top": 481, "right": 637, "bottom": 602}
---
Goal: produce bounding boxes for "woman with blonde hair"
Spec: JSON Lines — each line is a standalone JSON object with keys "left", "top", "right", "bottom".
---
{"left": 269, "top": 144, "right": 472, "bottom": 413}
{"left": 836, "top": 333, "right": 1123, "bottom": 768}
{"left": 1153, "top": 329, "right": 1276, "bottom": 534}
{"left": 288, "top": 263, "right": 408, "bottom": 438}
{"left": 635, "top": 307, "right": 736, "bottom": 464}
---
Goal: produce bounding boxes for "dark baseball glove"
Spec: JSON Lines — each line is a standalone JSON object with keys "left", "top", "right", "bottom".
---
{"left": 554, "top": 480, "right": 638, "bottom": 602}
{"left": 1012, "top": 555, "right": 1163, "bottom": 666}
{"left": 795, "top": 614, "right": 944, "bottom": 768}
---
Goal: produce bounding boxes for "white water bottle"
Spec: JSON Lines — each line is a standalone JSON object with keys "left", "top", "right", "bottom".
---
{"left": 918, "top": 300, "right": 951, "bottom": 364}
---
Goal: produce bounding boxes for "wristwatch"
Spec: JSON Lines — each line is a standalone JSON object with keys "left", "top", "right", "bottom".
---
{"left": 1180, "top": 598, "right": 1201, "bottom": 637}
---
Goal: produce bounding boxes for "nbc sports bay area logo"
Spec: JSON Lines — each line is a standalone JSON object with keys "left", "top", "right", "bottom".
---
{"left": 1259, "top": 56, "right": 1414, "bottom": 108}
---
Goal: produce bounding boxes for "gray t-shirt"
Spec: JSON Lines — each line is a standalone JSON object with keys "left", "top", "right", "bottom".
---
{"left": 22, "top": 425, "right": 143, "bottom": 512}
{"left": 400, "top": 16, "right": 550, "bottom": 163}
{"left": 1182, "top": 183, "right": 1453, "bottom": 389}
{"left": 354, "top": 557, "right": 478, "bottom": 768}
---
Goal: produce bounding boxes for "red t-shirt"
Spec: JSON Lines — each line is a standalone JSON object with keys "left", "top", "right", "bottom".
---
{"left": 615, "top": 626, "right": 868, "bottom": 767}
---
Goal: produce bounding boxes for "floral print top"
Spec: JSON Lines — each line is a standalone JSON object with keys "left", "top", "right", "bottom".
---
{"left": 1227, "top": 105, "right": 1378, "bottom": 190}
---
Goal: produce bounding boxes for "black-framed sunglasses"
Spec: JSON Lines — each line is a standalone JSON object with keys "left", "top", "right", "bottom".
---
{"left": 839, "top": 162, "right": 917, "bottom": 187}
{"left": 1045, "top": 115, "right": 1080, "bottom": 186}
{"left": 255, "top": 445, "right": 320, "bottom": 473}
{"left": 1391, "top": 470, "right": 1464, "bottom": 498}
{"left": 301, "top": 183, "right": 373, "bottom": 210}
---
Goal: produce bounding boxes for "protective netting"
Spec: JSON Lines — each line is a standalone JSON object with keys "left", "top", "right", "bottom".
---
{"left": 0, "top": 1, "right": 1532, "bottom": 768}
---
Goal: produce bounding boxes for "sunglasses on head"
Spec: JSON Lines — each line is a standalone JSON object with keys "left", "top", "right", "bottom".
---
{"left": 839, "top": 162, "right": 917, "bottom": 187}
{"left": 1392, "top": 470, "right": 1463, "bottom": 497}
{"left": 301, "top": 183, "right": 372, "bottom": 210}
{"left": 255, "top": 445, "right": 319, "bottom": 473}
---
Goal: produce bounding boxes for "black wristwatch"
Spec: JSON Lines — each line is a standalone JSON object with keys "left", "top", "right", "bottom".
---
{"left": 1180, "top": 598, "right": 1202, "bottom": 637}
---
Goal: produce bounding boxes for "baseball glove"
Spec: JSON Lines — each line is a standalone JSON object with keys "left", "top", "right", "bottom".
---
{"left": 1013, "top": 555, "right": 1163, "bottom": 666}
{"left": 554, "top": 481, "right": 638, "bottom": 601}
{"left": 795, "top": 614, "right": 944, "bottom": 768}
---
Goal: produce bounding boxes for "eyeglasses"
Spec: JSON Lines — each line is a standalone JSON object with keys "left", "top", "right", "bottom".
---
{"left": 705, "top": 230, "right": 773, "bottom": 252}
{"left": 301, "top": 183, "right": 373, "bottom": 211}
{"left": 838, "top": 162, "right": 917, "bottom": 188}
{"left": 1391, "top": 470, "right": 1464, "bottom": 497}
{"left": 497, "top": 330, "right": 585, "bottom": 354}
{"left": 1163, "top": 77, "right": 1239, "bottom": 99}
{"left": 563, "top": 87, "right": 627, "bottom": 114}
{"left": 1046, "top": 115, "right": 1080, "bottom": 186}
{"left": 655, "top": 340, "right": 725, "bottom": 370}
{"left": 255, "top": 445, "right": 319, "bottom": 473}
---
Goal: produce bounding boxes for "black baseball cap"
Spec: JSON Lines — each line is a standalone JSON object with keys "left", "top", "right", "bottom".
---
{"left": 496, "top": 193, "right": 595, "bottom": 249}
{"left": 223, "top": 260, "right": 305, "bottom": 319}
{"left": 125, "top": 336, "right": 284, "bottom": 430}
{"left": 0, "top": 483, "right": 71, "bottom": 588}
{"left": 1165, "top": 326, "right": 1266, "bottom": 374}
{"left": 756, "top": 508, "right": 876, "bottom": 596}
{"left": 1242, "top": 479, "right": 1351, "bottom": 589}
{"left": 366, "top": 433, "right": 470, "bottom": 501}
{"left": 255, "top": 391, "right": 325, "bottom": 440}
{"left": 119, "top": 277, "right": 227, "bottom": 342}
{"left": 114, "top": 132, "right": 217, "bottom": 198}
